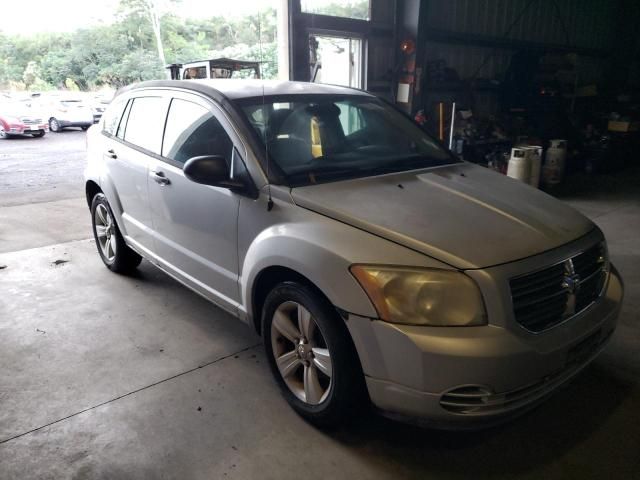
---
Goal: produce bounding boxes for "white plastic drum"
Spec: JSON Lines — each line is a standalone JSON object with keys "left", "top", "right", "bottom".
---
{"left": 507, "top": 148, "right": 531, "bottom": 183}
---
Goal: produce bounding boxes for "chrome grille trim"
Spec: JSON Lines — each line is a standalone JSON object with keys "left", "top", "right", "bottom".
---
{"left": 509, "top": 243, "right": 608, "bottom": 333}
{"left": 20, "top": 118, "right": 43, "bottom": 125}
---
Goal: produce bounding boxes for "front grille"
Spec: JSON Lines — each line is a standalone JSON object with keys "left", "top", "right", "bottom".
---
{"left": 510, "top": 243, "right": 607, "bottom": 333}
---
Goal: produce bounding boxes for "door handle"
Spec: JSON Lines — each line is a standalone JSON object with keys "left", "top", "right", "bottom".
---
{"left": 151, "top": 170, "right": 171, "bottom": 186}
{"left": 106, "top": 149, "right": 117, "bottom": 159}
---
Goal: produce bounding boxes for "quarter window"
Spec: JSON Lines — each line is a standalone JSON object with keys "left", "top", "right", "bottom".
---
{"left": 162, "top": 98, "right": 233, "bottom": 165}
{"left": 123, "top": 97, "right": 167, "bottom": 154}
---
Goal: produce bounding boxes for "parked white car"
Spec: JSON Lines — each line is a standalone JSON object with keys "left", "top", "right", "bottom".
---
{"left": 89, "top": 94, "right": 112, "bottom": 124}
{"left": 45, "top": 98, "right": 94, "bottom": 132}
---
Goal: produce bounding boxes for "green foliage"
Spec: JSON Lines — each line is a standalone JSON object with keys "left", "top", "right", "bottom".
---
{"left": 0, "top": 4, "right": 279, "bottom": 90}
{"left": 64, "top": 78, "right": 80, "bottom": 91}
{"left": 302, "top": 0, "right": 369, "bottom": 20}
{"left": 22, "top": 61, "right": 41, "bottom": 88}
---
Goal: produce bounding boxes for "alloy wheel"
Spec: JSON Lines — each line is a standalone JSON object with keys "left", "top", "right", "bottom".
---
{"left": 270, "top": 301, "right": 333, "bottom": 405}
{"left": 94, "top": 203, "right": 117, "bottom": 262}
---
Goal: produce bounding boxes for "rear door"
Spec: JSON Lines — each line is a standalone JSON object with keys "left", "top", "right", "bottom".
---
{"left": 147, "top": 92, "right": 243, "bottom": 312}
{"left": 104, "top": 94, "right": 169, "bottom": 254}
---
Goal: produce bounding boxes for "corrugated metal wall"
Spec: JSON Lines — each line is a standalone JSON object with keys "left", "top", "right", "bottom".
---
{"left": 423, "top": 0, "right": 617, "bottom": 82}
{"left": 426, "top": 0, "right": 615, "bottom": 50}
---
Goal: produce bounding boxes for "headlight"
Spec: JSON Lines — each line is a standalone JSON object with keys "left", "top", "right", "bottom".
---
{"left": 350, "top": 265, "right": 487, "bottom": 326}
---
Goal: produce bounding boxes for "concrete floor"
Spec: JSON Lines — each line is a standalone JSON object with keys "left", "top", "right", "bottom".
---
{"left": 0, "top": 134, "right": 638, "bottom": 479}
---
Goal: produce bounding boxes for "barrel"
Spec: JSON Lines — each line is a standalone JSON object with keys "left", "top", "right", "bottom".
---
{"left": 507, "top": 148, "right": 531, "bottom": 183}
{"left": 543, "top": 139, "right": 567, "bottom": 185}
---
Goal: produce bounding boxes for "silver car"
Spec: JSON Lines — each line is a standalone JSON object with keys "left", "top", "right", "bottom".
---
{"left": 85, "top": 80, "right": 623, "bottom": 429}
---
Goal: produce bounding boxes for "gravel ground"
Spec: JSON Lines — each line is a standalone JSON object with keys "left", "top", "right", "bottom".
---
{"left": 0, "top": 129, "right": 88, "bottom": 207}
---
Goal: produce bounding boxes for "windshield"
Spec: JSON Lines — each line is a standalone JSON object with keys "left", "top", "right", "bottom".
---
{"left": 236, "top": 95, "right": 458, "bottom": 187}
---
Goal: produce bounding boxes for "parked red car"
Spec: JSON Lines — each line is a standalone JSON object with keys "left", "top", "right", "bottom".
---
{"left": 0, "top": 102, "right": 48, "bottom": 139}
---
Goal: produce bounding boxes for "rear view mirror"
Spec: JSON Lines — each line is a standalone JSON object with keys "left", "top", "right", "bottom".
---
{"left": 184, "top": 155, "right": 244, "bottom": 190}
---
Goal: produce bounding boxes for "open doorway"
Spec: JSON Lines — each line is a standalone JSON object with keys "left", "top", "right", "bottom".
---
{"left": 310, "top": 34, "right": 364, "bottom": 89}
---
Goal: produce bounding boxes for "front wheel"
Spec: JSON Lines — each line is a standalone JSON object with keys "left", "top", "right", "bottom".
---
{"left": 90, "top": 193, "right": 142, "bottom": 273}
{"left": 49, "top": 118, "right": 62, "bottom": 132}
{"left": 262, "top": 282, "right": 366, "bottom": 428}
{"left": 81, "top": 126, "right": 89, "bottom": 131}
{"left": 31, "top": 131, "right": 45, "bottom": 138}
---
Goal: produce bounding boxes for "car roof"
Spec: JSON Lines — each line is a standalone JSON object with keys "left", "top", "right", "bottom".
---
{"left": 121, "top": 79, "right": 373, "bottom": 101}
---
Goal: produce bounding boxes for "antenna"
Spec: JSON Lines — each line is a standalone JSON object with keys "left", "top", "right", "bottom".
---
{"left": 258, "top": 8, "right": 274, "bottom": 211}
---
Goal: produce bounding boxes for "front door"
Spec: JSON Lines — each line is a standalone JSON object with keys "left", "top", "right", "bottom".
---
{"left": 147, "top": 93, "right": 242, "bottom": 312}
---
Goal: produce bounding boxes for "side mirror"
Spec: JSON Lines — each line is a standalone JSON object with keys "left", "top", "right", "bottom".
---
{"left": 183, "top": 155, "right": 245, "bottom": 190}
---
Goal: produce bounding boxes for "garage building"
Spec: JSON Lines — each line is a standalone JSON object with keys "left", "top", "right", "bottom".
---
{"left": 1, "top": 1, "right": 638, "bottom": 479}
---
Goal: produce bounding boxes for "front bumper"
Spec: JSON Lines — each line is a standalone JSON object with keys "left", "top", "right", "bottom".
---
{"left": 58, "top": 119, "right": 93, "bottom": 128}
{"left": 345, "top": 266, "right": 623, "bottom": 429}
{"left": 8, "top": 125, "right": 48, "bottom": 135}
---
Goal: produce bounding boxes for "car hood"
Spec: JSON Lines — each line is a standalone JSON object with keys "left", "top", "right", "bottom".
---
{"left": 291, "top": 163, "right": 594, "bottom": 269}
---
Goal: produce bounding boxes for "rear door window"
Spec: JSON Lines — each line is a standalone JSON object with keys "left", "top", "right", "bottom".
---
{"left": 102, "top": 98, "right": 128, "bottom": 136}
{"left": 116, "top": 100, "right": 132, "bottom": 140}
{"left": 162, "top": 98, "right": 233, "bottom": 166}
{"left": 123, "top": 96, "right": 168, "bottom": 154}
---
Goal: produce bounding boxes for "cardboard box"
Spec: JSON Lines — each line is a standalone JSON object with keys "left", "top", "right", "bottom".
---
{"left": 608, "top": 120, "right": 640, "bottom": 133}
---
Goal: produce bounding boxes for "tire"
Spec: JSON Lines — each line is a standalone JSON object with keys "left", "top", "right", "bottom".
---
{"left": 49, "top": 118, "right": 62, "bottom": 132}
{"left": 0, "top": 126, "right": 10, "bottom": 139}
{"left": 262, "top": 281, "right": 366, "bottom": 428}
{"left": 90, "top": 193, "right": 142, "bottom": 273}
{"left": 81, "top": 126, "right": 89, "bottom": 131}
{"left": 31, "top": 131, "right": 45, "bottom": 138}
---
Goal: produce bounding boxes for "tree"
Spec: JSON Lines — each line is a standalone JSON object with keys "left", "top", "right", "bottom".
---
{"left": 118, "top": 0, "right": 178, "bottom": 75}
{"left": 22, "top": 61, "right": 41, "bottom": 88}
{"left": 0, "top": 5, "right": 280, "bottom": 89}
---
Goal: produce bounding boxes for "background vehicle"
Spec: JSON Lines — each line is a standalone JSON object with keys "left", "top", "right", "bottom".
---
{"left": 89, "top": 94, "right": 113, "bottom": 124}
{"left": 44, "top": 98, "right": 94, "bottom": 132}
{"left": 0, "top": 102, "right": 48, "bottom": 139}
{"left": 85, "top": 80, "right": 622, "bottom": 429}
{"left": 166, "top": 57, "right": 261, "bottom": 80}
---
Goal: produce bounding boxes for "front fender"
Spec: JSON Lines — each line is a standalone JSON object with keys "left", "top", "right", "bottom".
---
{"left": 238, "top": 192, "right": 452, "bottom": 322}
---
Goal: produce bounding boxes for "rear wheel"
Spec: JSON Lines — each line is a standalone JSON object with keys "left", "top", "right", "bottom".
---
{"left": 49, "top": 118, "right": 62, "bottom": 132}
{"left": 81, "top": 126, "right": 89, "bottom": 131}
{"left": 262, "top": 282, "right": 366, "bottom": 428}
{"left": 0, "top": 126, "right": 10, "bottom": 139}
{"left": 90, "top": 193, "right": 142, "bottom": 273}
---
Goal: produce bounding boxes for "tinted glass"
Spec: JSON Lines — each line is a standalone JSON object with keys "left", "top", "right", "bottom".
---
{"left": 123, "top": 97, "right": 167, "bottom": 154}
{"left": 237, "top": 95, "right": 456, "bottom": 187}
{"left": 102, "top": 97, "right": 128, "bottom": 136}
{"left": 162, "top": 98, "right": 233, "bottom": 165}
{"left": 183, "top": 66, "right": 207, "bottom": 79}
